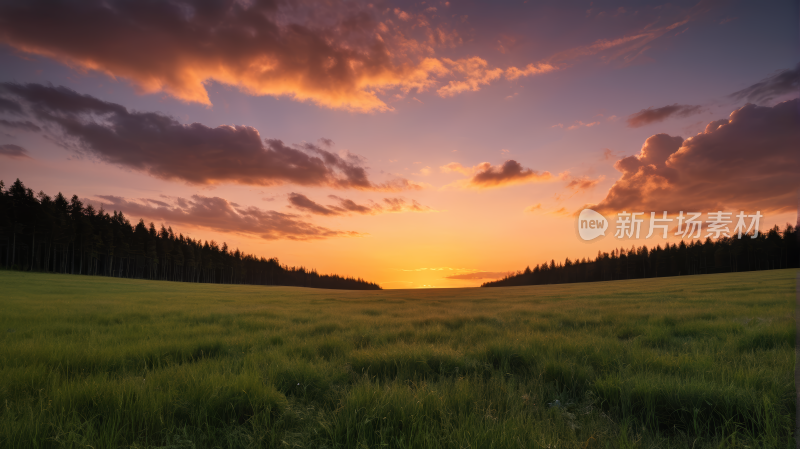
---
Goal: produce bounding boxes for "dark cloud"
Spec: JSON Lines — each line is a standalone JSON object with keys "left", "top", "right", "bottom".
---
{"left": 288, "top": 193, "right": 338, "bottom": 216}
{"left": 0, "top": 119, "right": 41, "bottom": 132}
{"left": 0, "top": 0, "right": 452, "bottom": 112}
{"left": 0, "top": 143, "right": 30, "bottom": 159}
{"left": 445, "top": 271, "right": 511, "bottom": 280}
{"left": 144, "top": 198, "right": 170, "bottom": 207}
{"left": 0, "top": 83, "right": 418, "bottom": 190}
{"left": 95, "top": 194, "right": 358, "bottom": 241}
{"left": 328, "top": 195, "right": 375, "bottom": 214}
{"left": 730, "top": 63, "right": 800, "bottom": 104}
{"left": 626, "top": 104, "right": 704, "bottom": 128}
{"left": 442, "top": 160, "right": 552, "bottom": 188}
{"left": 471, "top": 160, "right": 545, "bottom": 187}
{"left": 591, "top": 99, "right": 799, "bottom": 215}
{"left": 288, "top": 192, "right": 433, "bottom": 215}
{"left": 0, "top": 97, "right": 23, "bottom": 114}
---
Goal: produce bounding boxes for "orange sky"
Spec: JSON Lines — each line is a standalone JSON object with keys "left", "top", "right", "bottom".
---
{"left": 0, "top": 0, "right": 797, "bottom": 288}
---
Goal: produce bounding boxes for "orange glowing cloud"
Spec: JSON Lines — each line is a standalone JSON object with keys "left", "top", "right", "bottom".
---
{"left": 0, "top": 0, "right": 710, "bottom": 111}
{"left": 0, "top": 0, "right": 452, "bottom": 112}
{"left": 505, "top": 63, "right": 557, "bottom": 80}
{"left": 437, "top": 57, "right": 504, "bottom": 97}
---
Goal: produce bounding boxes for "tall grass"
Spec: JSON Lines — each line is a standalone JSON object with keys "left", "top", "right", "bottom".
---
{"left": 0, "top": 269, "right": 795, "bottom": 448}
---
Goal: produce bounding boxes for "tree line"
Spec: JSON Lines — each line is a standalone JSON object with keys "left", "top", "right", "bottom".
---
{"left": 483, "top": 222, "right": 798, "bottom": 287}
{"left": 0, "top": 179, "right": 381, "bottom": 290}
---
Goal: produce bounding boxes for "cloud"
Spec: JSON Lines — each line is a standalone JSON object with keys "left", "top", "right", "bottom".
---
{"left": 0, "top": 97, "right": 23, "bottom": 114}
{"left": 144, "top": 198, "right": 170, "bottom": 207}
{"left": 382, "top": 197, "right": 432, "bottom": 212}
{"left": 0, "top": 0, "right": 459, "bottom": 113}
{"left": 401, "top": 266, "right": 479, "bottom": 273}
{"left": 566, "top": 176, "right": 603, "bottom": 192}
{"left": 547, "top": 10, "right": 697, "bottom": 66}
{"left": 440, "top": 162, "right": 474, "bottom": 176}
{"left": 442, "top": 160, "right": 552, "bottom": 188}
{"left": 0, "top": 143, "right": 30, "bottom": 159}
{"left": 488, "top": 7, "right": 702, "bottom": 89}
{"left": 414, "top": 4, "right": 701, "bottom": 97}
{"left": 0, "top": 1, "right": 715, "bottom": 110}
{"left": 729, "top": 63, "right": 800, "bottom": 104}
{"left": 288, "top": 192, "right": 433, "bottom": 215}
{"left": 437, "top": 57, "right": 504, "bottom": 97}
{"left": 0, "top": 83, "right": 418, "bottom": 190}
{"left": 95, "top": 194, "right": 358, "bottom": 241}
{"left": 505, "top": 63, "right": 556, "bottom": 80}
{"left": 551, "top": 32, "right": 655, "bottom": 63}
{"left": 327, "top": 195, "right": 377, "bottom": 214}
{"left": 567, "top": 121, "right": 600, "bottom": 130}
{"left": 525, "top": 203, "right": 572, "bottom": 216}
{"left": 0, "top": 119, "right": 41, "bottom": 132}
{"left": 393, "top": 8, "right": 411, "bottom": 21}
{"left": 590, "top": 99, "right": 799, "bottom": 214}
{"left": 627, "top": 104, "right": 704, "bottom": 127}
{"left": 427, "top": 41, "right": 566, "bottom": 97}
{"left": 288, "top": 192, "right": 338, "bottom": 216}
{"left": 445, "top": 271, "right": 511, "bottom": 280}
{"left": 551, "top": 120, "right": 600, "bottom": 130}
{"left": 418, "top": 166, "right": 432, "bottom": 176}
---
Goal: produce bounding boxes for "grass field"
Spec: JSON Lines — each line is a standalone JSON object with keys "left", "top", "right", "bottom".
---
{"left": 0, "top": 270, "right": 795, "bottom": 448}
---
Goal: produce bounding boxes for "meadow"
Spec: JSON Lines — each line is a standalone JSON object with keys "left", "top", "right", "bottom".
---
{"left": 0, "top": 269, "right": 795, "bottom": 448}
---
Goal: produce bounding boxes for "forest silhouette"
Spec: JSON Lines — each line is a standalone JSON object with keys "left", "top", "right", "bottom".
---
{"left": 0, "top": 179, "right": 381, "bottom": 290}
{"left": 483, "top": 220, "right": 798, "bottom": 287}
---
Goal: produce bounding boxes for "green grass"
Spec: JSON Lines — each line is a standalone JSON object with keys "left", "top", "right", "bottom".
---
{"left": 0, "top": 269, "right": 795, "bottom": 448}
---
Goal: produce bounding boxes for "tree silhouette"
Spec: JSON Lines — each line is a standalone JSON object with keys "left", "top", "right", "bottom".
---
{"left": 483, "top": 227, "right": 798, "bottom": 288}
{"left": 0, "top": 179, "right": 381, "bottom": 290}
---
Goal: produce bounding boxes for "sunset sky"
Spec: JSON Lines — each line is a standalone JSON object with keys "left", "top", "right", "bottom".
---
{"left": 0, "top": 0, "right": 797, "bottom": 288}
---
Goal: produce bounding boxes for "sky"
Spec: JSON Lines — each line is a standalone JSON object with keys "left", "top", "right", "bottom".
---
{"left": 0, "top": 0, "right": 797, "bottom": 288}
